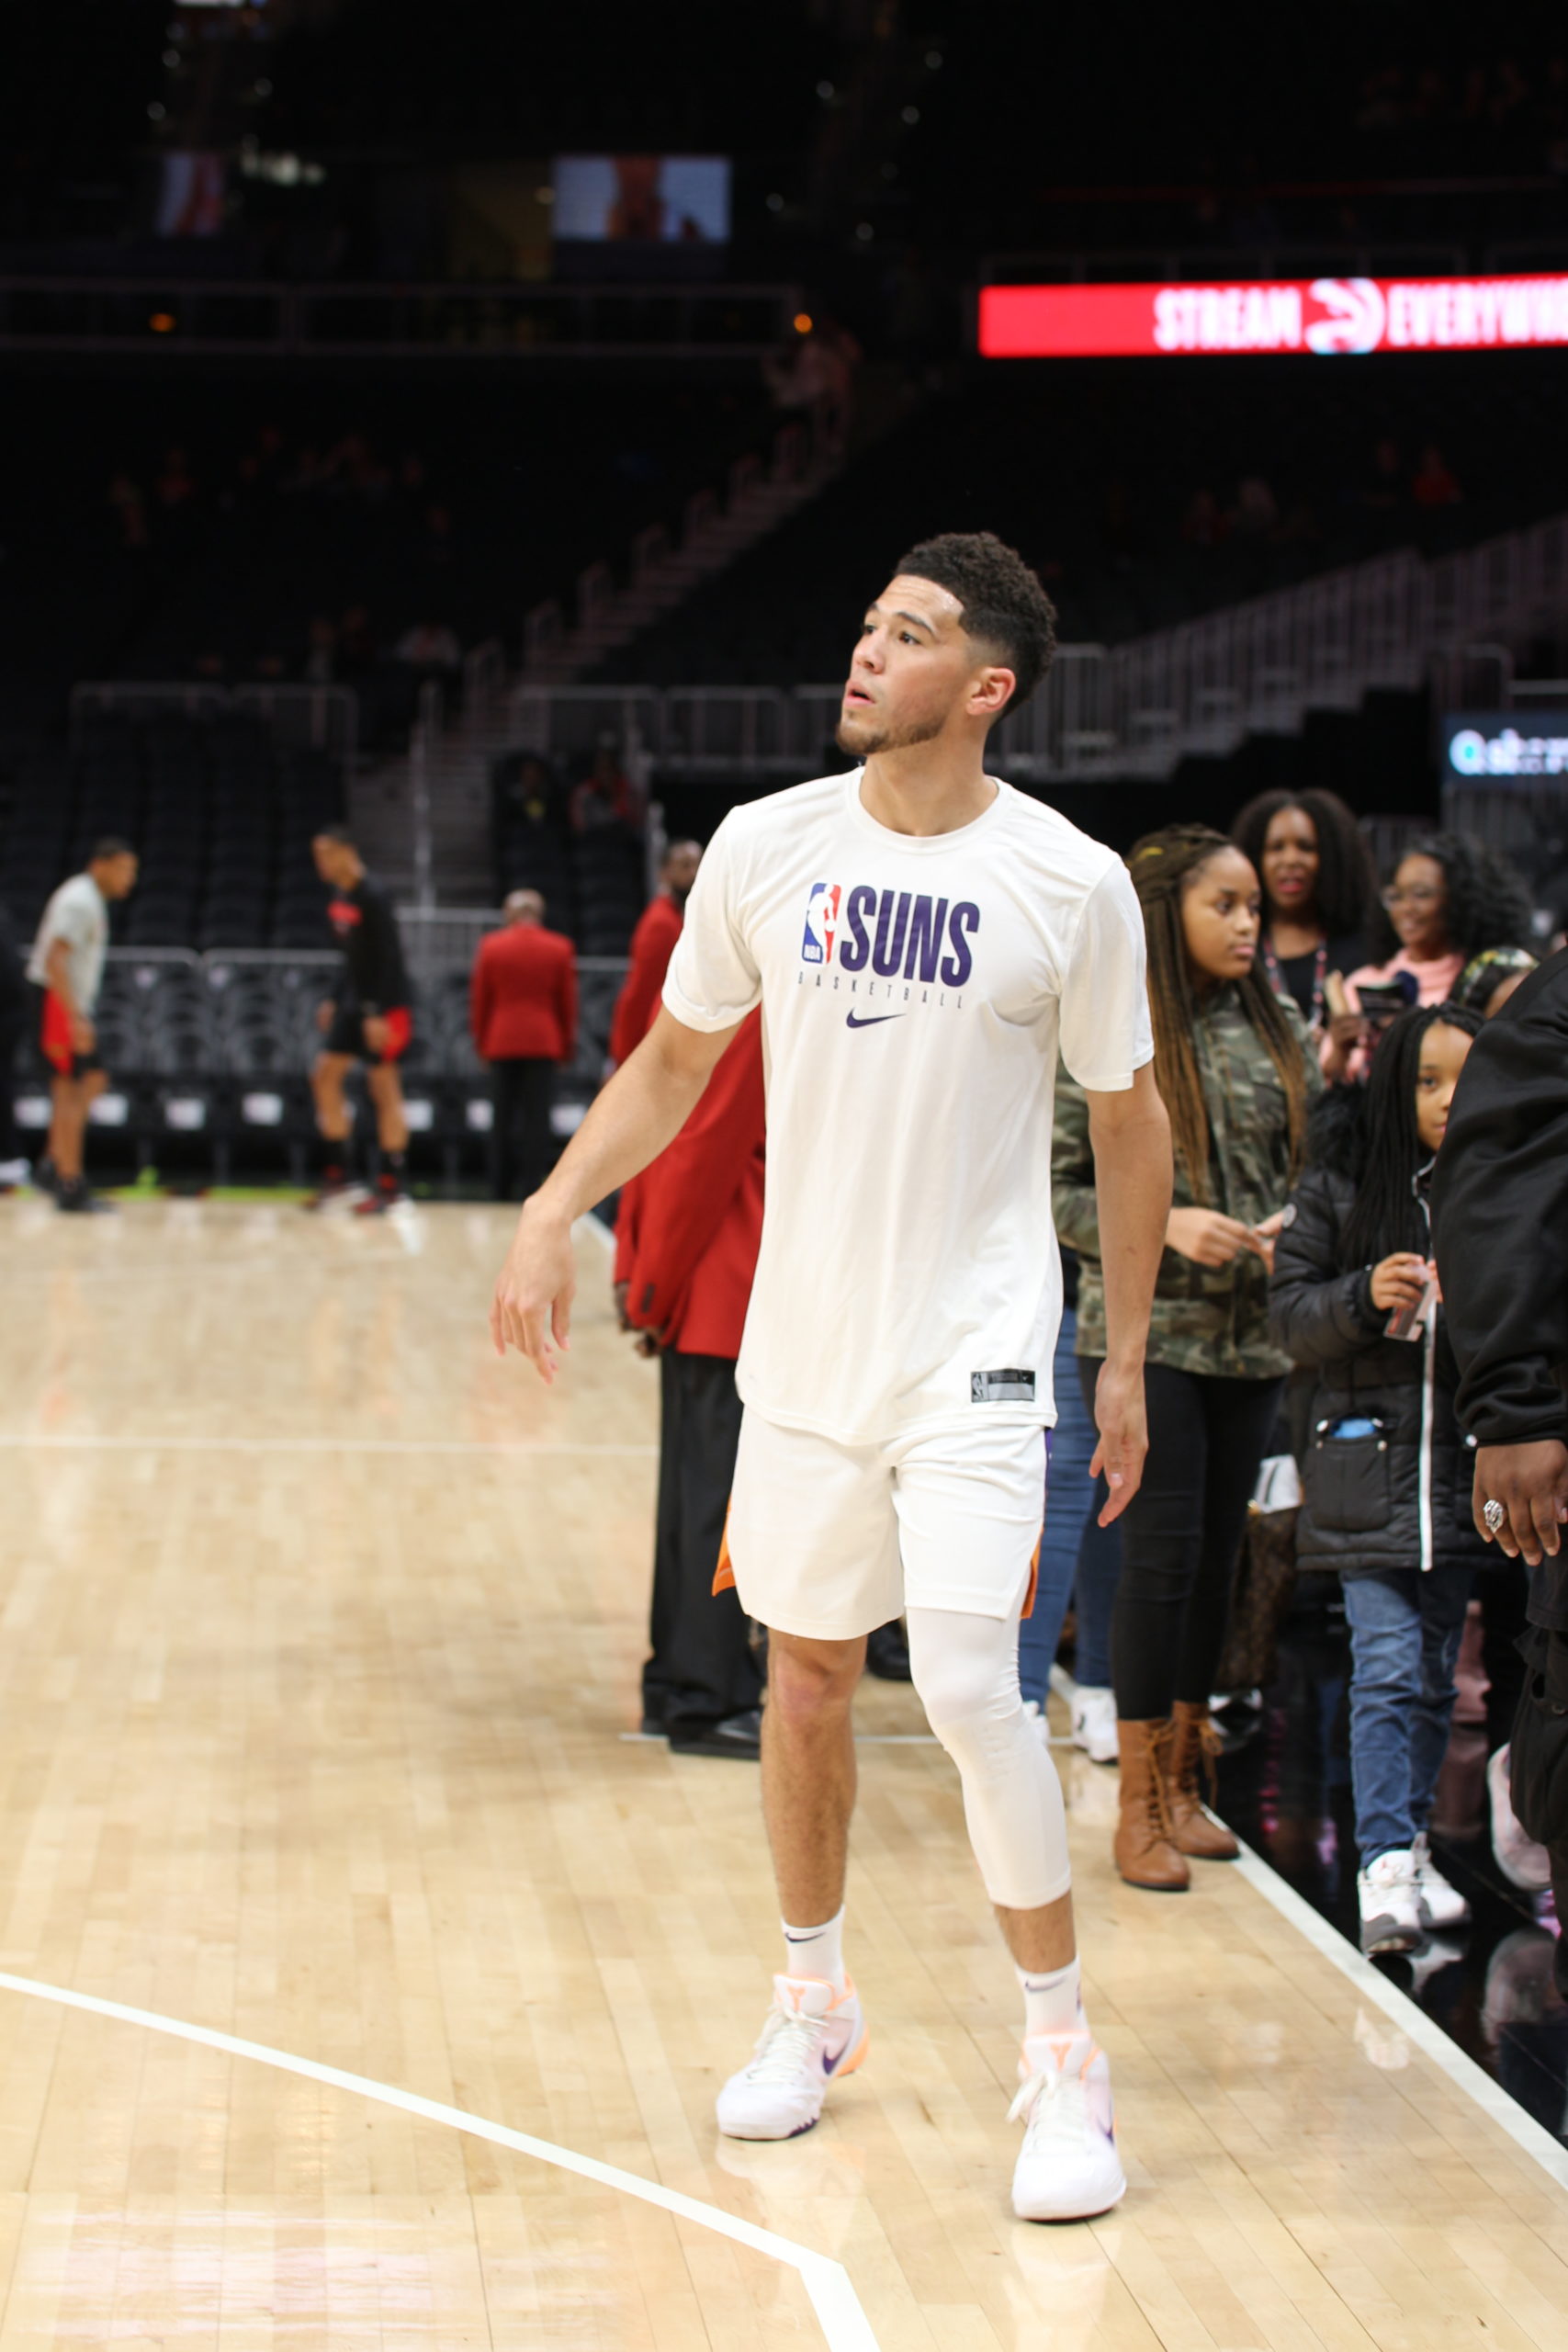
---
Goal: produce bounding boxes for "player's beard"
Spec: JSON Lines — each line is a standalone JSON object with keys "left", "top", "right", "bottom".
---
{"left": 835, "top": 707, "right": 946, "bottom": 758}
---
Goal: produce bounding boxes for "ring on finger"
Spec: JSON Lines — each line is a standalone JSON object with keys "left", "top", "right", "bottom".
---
{"left": 1483, "top": 1498, "right": 1506, "bottom": 1535}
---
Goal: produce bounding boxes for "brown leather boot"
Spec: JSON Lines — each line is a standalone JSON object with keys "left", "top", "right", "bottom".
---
{"left": 1113, "top": 1720, "right": 1190, "bottom": 1891}
{"left": 1167, "top": 1700, "right": 1239, "bottom": 1860}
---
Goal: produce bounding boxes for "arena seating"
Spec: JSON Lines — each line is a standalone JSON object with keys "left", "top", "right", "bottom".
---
{"left": 0, "top": 705, "right": 344, "bottom": 956}
{"left": 6, "top": 944, "right": 626, "bottom": 1186}
{"left": 595, "top": 364, "right": 1568, "bottom": 688}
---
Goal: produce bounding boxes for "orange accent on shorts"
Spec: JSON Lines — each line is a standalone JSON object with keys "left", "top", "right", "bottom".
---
{"left": 40, "top": 990, "right": 73, "bottom": 1075}
{"left": 1022, "top": 1532, "right": 1040, "bottom": 1621}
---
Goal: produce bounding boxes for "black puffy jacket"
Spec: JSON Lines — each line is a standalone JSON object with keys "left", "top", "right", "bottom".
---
{"left": 1269, "top": 1096, "right": 1495, "bottom": 1579}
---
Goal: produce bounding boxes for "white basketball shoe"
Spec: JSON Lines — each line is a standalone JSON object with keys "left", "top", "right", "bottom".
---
{"left": 716, "top": 1974, "right": 868, "bottom": 2141}
{"left": 1009, "top": 2030, "right": 1126, "bottom": 2222}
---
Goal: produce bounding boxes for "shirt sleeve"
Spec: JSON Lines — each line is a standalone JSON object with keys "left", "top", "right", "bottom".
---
{"left": 1057, "top": 862, "right": 1153, "bottom": 1091}
{"left": 661, "top": 814, "right": 762, "bottom": 1035}
{"left": 1432, "top": 956, "right": 1568, "bottom": 1446}
{"left": 52, "top": 886, "right": 97, "bottom": 950}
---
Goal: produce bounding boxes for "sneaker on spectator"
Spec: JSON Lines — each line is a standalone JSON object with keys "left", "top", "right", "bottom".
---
{"left": 1487, "top": 1745, "right": 1552, "bottom": 1894}
{"left": 1070, "top": 1685, "right": 1118, "bottom": 1765}
{"left": 1412, "top": 1830, "right": 1471, "bottom": 1929}
{"left": 1359, "top": 1849, "right": 1424, "bottom": 1954}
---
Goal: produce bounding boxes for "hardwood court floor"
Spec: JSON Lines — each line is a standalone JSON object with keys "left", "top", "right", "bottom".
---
{"left": 0, "top": 1195, "right": 1564, "bottom": 2349}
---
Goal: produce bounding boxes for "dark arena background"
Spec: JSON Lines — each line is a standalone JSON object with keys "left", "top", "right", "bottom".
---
{"left": 1, "top": 3, "right": 1566, "bottom": 2342}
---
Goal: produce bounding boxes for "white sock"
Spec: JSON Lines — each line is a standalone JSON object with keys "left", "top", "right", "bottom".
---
{"left": 1017, "top": 1956, "right": 1083, "bottom": 2041}
{"left": 782, "top": 1907, "right": 847, "bottom": 1994}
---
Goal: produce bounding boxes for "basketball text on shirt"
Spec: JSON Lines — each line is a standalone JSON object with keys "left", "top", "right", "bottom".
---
{"left": 800, "top": 880, "right": 980, "bottom": 987}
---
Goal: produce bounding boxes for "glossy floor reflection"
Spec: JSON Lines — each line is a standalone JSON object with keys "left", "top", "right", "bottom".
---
{"left": 1214, "top": 1580, "right": 1568, "bottom": 2149}
{"left": 2, "top": 1198, "right": 1566, "bottom": 2346}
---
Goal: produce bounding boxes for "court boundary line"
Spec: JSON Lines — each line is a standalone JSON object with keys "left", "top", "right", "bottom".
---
{"left": 1049, "top": 1665, "right": 1568, "bottom": 2194}
{"left": 0, "top": 1970, "right": 880, "bottom": 2352}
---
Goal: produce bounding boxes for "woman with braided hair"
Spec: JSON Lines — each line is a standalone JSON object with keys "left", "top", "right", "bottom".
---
{"left": 1054, "top": 825, "right": 1320, "bottom": 1888}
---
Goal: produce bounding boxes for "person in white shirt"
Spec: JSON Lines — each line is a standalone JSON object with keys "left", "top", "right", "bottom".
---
{"left": 490, "top": 533, "right": 1172, "bottom": 2222}
{"left": 26, "top": 838, "right": 139, "bottom": 1213}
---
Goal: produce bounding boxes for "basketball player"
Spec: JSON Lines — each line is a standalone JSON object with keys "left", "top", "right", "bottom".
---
{"left": 308, "top": 826, "right": 415, "bottom": 1213}
{"left": 490, "top": 534, "right": 1171, "bottom": 2220}
{"left": 28, "top": 836, "right": 139, "bottom": 1213}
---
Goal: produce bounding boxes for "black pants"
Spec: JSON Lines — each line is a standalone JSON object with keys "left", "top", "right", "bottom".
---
{"left": 1081, "top": 1356, "right": 1284, "bottom": 1720}
{"left": 643, "top": 1351, "right": 762, "bottom": 1736}
{"left": 1479, "top": 1561, "right": 1529, "bottom": 1757}
{"left": 491, "top": 1057, "right": 555, "bottom": 1203}
{"left": 0, "top": 1002, "right": 23, "bottom": 1163}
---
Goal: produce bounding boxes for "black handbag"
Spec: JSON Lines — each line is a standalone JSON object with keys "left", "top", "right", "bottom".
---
{"left": 1508, "top": 1625, "right": 1568, "bottom": 1847}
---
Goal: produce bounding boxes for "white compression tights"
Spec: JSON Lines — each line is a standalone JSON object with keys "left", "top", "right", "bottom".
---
{"left": 904, "top": 1603, "right": 1072, "bottom": 1912}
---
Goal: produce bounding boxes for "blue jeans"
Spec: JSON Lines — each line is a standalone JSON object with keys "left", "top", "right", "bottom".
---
{"left": 1343, "top": 1566, "right": 1472, "bottom": 1866}
{"left": 1019, "top": 1312, "right": 1121, "bottom": 1702}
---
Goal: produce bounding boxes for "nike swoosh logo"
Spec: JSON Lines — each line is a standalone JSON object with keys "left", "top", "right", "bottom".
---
{"left": 844, "top": 1011, "right": 906, "bottom": 1029}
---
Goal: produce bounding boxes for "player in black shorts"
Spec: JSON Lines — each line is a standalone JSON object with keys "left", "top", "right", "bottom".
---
{"left": 308, "top": 826, "right": 415, "bottom": 1213}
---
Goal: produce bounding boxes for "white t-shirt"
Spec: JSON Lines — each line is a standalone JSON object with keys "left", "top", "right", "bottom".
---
{"left": 662, "top": 769, "right": 1153, "bottom": 1442}
{"left": 27, "top": 873, "right": 108, "bottom": 1012}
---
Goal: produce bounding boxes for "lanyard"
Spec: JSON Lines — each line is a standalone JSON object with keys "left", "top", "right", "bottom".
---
{"left": 1261, "top": 933, "right": 1327, "bottom": 1033}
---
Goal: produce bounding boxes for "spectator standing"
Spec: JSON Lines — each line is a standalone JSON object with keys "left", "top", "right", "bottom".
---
{"left": 1055, "top": 826, "right": 1317, "bottom": 1890}
{"left": 0, "top": 898, "right": 29, "bottom": 1187}
{"left": 618, "top": 1012, "right": 767, "bottom": 1756}
{"left": 609, "top": 840, "right": 702, "bottom": 1069}
{"left": 1016, "top": 1237, "right": 1122, "bottom": 1764}
{"left": 1231, "top": 787, "right": 1376, "bottom": 1045}
{"left": 1271, "top": 1005, "right": 1497, "bottom": 1952}
{"left": 570, "top": 737, "right": 647, "bottom": 836}
{"left": 1336, "top": 833, "right": 1534, "bottom": 1082}
{"left": 470, "top": 891, "right": 578, "bottom": 1204}
{"left": 1434, "top": 948, "right": 1568, "bottom": 2002}
{"left": 26, "top": 839, "right": 139, "bottom": 1213}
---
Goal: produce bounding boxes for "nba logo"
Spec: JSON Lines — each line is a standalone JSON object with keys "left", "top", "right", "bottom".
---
{"left": 801, "top": 882, "right": 840, "bottom": 966}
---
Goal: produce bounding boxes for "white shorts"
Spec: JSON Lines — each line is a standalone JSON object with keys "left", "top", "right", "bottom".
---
{"left": 718, "top": 1410, "right": 1047, "bottom": 1641}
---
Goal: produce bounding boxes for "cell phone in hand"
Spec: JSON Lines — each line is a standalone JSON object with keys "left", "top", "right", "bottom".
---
{"left": 1354, "top": 978, "right": 1418, "bottom": 1027}
{"left": 1385, "top": 1271, "right": 1438, "bottom": 1341}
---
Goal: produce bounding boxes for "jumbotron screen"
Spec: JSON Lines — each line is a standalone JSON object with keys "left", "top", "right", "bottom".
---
{"left": 979, "top": 273, "right": 1568, "bottom": 359}
{"left": 550, "top": 156, "right": 731, "bottom": 245}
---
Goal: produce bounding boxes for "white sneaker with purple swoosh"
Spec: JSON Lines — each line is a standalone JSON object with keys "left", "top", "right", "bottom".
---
{"left": 715, "top": 1974, "right": 868, "bottom": 2140}
{"left": 1010, "top": 2030, "right": 1126, "bottom": 2221}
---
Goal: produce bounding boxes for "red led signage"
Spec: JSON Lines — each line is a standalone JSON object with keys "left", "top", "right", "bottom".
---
{"left": 979, "top": 275, "right": 1568, "bottom": 358}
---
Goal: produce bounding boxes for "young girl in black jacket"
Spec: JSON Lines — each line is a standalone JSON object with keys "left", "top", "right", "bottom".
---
{"left": 1270, "top": 1002, "right": 1501, "bottom": 1954}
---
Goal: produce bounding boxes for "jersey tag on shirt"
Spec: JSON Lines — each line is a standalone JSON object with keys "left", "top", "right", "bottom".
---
{"left": 971, "top": 1369, "right": 1036, "bottom": 1403}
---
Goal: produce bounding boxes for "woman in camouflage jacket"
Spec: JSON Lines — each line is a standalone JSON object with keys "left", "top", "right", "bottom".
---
{"left": 1053, "top": 825, "right": 1319, "bottom": 1891}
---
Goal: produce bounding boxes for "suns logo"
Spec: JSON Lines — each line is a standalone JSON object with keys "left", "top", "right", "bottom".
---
{"left": 801, "top": 882, "right": 841, "bottom": 965}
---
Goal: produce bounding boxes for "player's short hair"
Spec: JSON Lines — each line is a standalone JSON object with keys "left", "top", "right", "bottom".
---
{"left": 90, "top": 836, "right": 135, "bottom": 863}
{"left": 313, "top": 822, "right": 356, "bottom": 849}
{"left": 895, "top": 531, "right": 1057, "bottom": 710}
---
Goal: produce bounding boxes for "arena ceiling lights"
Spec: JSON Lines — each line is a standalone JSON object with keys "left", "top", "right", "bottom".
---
{"left": 979, "top": 274, "right": 1568, "bottom": 358}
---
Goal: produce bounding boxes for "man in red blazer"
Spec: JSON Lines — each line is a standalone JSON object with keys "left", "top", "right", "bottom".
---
{"left": 470, "top": 890, "right": 578, "bottom": 1202}
{"left": 608, "top": 839, "right": 702, "bottom": 1069}
{"left": 617, "top": 1010, "right": 765, "bottom": 1756}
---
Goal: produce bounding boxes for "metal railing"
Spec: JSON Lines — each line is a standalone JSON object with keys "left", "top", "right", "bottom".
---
{"left": 0, "top": 277, "right": 801, "bottom": 361}
{"left": 71, "top": 681, "right": 358, "bottom": 765}
{"left": 490, "top": 512, "right": 1568, "bottom": 786}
